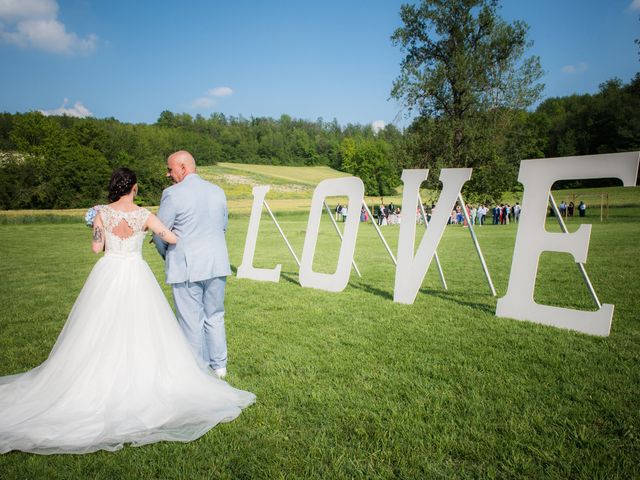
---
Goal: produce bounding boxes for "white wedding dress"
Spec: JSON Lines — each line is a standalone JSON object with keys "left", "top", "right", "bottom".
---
{"left": 0, "top": 206, "right": 255, "bottom": 455}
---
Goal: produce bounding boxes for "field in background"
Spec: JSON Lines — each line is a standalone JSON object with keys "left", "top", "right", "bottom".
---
{"left": 197, "top": 163, "right": 351, "bottom": 201}
{"left": 215, "top": 162, "right": 351, "bottom": 185}
{"left": 1, "top": 164, "right": 638, "bottom": 219}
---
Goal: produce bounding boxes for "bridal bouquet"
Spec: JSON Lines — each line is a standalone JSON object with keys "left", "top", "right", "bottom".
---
{"left": 84, "top": 205, "right": 104, "bottom": 227}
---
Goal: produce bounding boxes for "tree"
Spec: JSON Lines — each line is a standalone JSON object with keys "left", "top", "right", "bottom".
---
{"left": 391, "top": 0, "right": 543, "bottom": 199}
{"left": 341, "top": 138, "right": 399, "bottom": 196}
{"left": 535, "top": 75, "right": 640, "bottom": 159}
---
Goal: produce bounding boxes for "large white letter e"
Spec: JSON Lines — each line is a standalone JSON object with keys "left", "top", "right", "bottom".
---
{"left": 496, "top": 152, "right": 639, "bottom": 336}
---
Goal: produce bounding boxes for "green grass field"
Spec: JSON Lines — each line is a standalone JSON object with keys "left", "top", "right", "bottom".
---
{"left": 0, "top": 185, "right": 639, "bottom": 478}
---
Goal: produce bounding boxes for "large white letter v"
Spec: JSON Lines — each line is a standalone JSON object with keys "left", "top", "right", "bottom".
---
{"left": 394, "top": 168, "right": 472, "bottom": 304}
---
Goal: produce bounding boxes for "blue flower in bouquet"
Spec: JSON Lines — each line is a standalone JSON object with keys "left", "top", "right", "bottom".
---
{"left": 85, "top": 205, "right": 104, "bottom": 227}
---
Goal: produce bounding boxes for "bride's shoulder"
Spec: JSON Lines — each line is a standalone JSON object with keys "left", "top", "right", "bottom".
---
{"left": 133, "top": 206, "right": 151, "bottom": 217}
{"left": 137, "top": 207, "right": 152, "bottom": 223}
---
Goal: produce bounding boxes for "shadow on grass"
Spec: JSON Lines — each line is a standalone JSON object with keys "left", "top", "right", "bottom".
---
{"left": 419, "top": 287, "right": 496, "bottom": 315}
{"left": 348, "top": 280, "right": 394, "bottom": 301}
{"left": 280, "top": 272, "right": 300, "bottom": 286}
{"left": 230, "top": 265, "right": 300, "bottom": 287}
{"left": 235, "top": 261, "right": 494, "bottom": 312}
{"left": 349, "top": 279, "right": 496, "bottom": 312}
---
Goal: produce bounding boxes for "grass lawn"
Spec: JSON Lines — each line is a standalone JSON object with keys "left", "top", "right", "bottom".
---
{"left": 0, "top": 189, "right": 639, "bottom": 478}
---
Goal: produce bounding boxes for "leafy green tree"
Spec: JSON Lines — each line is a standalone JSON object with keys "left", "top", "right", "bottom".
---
{"left": 536, "top": 75, "right": 640, "bottom": 160}
{"left": 391, "top": 0, "right": 543, "bottom": 200}
{"left": 341, "top": 138, "right": 399, "bottom": 196}
{"left": 9, "top": 112, "right": 61, "bottom": 154}
{"left": 0, "top": 113, "right": 15, "bottom": 150}
{"left": 45, "top": 144, "right": 111, "bottom": 208}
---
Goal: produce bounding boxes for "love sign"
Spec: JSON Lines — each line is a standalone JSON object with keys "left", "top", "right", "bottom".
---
{"left": 237, "top": 152, "right": 639, "bottom": 337}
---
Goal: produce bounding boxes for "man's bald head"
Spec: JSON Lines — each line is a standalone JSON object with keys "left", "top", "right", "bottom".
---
{"left": 166, "top": 150, "right": 197, "bottom": 183}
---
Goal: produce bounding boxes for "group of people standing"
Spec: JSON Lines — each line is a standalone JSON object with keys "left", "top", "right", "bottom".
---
{"left": 334, "top": 203, "right": 403, "bottom": 225}
{"left": 443, "top": 203, "right": 521, "bottom": 226}
{"left": 334, "top": 201, "right": 525, "bottom": 227}
{"left": 558, "top": 200, "right": 587, "bottom": 217}
{"left": 377, "top": 202, "right": 401, "bottom": 226}
{"left": 333, "top": 196, "right": 588, "bottom": 231}
{"left": 489, "top": 203, "right": 521, "bottom": 225}
{"left": 334, "top": 204, "right": 349, "bottom": 222}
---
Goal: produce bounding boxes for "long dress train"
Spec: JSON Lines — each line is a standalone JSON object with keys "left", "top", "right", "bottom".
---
{"left": 0, "top": 206, "right": 255, "bottom": 454}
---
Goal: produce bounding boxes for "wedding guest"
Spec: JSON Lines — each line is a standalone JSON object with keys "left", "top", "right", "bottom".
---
{"left": 388, "top": 209, "right": 395, "bottom": 225}
{"left": 378, "top": 204, "right": 385, "bottom": 225}
{"left": 476, "top": 204, "right": 484, "bottom": 226}
{"left": 513, "top": 202, "right": 521, "bottom": 223}
{"left": 559, "top": 201, "right": 567, "bottom": 218}
{"left": 460, "top": 203, "right": 469, "bottom": 226}
{"left": 456, "top": 204, "right": 463, "bottom": 224}
{"left": 578, "top": 201, "right": 586, "bottom": 217}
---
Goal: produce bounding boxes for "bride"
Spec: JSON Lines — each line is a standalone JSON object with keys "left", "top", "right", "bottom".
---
{"left": 0, "top": 168, "right": 255, "bottom": 455}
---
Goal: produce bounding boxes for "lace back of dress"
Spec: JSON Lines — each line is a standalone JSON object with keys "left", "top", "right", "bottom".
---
{"left": 101, "top": 206, "right": 150, "bottom": 254}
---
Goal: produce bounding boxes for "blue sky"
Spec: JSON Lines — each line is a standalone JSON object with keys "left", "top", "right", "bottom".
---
{"left": 0, "top": 0, "right": 637, "bottom": 130}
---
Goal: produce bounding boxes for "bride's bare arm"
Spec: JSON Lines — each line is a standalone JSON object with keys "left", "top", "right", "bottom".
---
{"left": 146, "top": 213, "right": 178, "bottom": 244}
{"left": 92, "top": 213, "right": 105, "bottom": 253}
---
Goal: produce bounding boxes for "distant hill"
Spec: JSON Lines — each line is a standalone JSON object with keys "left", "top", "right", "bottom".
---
{"left": 198, "top": 163, "right": 351, "bottom": 200}
{"left": 197, "top": 163, "right": 403, "bottom": 214}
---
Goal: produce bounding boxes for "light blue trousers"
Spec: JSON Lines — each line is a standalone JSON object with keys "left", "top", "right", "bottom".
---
{"left": 172, "top": 277, "right": 227, "bottom": 370}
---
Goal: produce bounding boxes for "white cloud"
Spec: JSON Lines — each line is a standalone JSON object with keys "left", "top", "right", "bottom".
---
{"left": 208, "top": 86, "right": 233, "bottom": 97}
{"left": 190, "top": 86, "right": 233, "bottom": 109}
{"left": 41, "top": 98, "right": 92, "bottom": 118}
{"left": 630, "top": 0, "right": 640, "bottom": 11}
{"left": 191, "top": 96, "right": 217, "bottom": 109}
{"left": 371, "top": 120, "right": 385, "bottom": 134}
{"left": 0, "top": 0, "right": 97, "bottom": 55}
{"left": 561, "top": 62, "right": 588, "bottom": 74}
{"left": 0, "top": 0, "right": 58, "bottom": 20}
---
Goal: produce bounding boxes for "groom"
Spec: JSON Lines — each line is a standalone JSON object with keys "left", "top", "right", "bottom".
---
{"left": 153, "top": 150, "right": 232, "bottom": 379}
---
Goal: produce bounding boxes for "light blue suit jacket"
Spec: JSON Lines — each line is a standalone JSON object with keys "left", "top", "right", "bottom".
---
{"left": 153, "top": 173, "right": 232, "bottom": 284}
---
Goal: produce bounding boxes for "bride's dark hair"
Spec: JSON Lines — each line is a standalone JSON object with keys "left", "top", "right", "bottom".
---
{"left": 108, "top": 167, "right": 137, "bottom": 202}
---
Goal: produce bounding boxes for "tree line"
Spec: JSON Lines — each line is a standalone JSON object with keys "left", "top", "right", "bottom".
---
{"left": 0, "top": 111, "right": 406, "bottom": 209}
{"left": 0, "top": 73, "right": 637, "bottom": 211}
{"left": 398, "top": 74, "right": 640, "bottom": 197}
{"left": 0, "top": 0, "right": 637, "bottom": 210}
